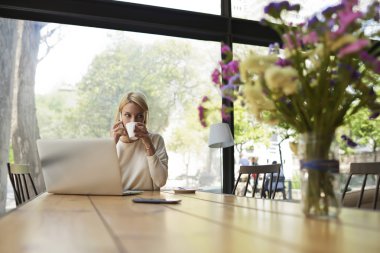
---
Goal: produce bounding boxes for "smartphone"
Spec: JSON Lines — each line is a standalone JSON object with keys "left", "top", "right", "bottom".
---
{"left": 132, "top": 198, "right": 181, "bottom": 204}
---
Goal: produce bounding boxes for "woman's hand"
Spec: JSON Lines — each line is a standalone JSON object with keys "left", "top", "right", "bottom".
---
{"left": 134, "top": 123, "right": 155, "bottom": 155}
{"left": 112, "top": 121, "right": 126, "bottom": 143}
{"left": 134, "top": 122, "right": 149, "bottom": 141}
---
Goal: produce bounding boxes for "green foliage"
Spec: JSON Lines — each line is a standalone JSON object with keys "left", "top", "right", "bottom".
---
{"left": 36, "top": 91, "right": 78, "bottom": 138}
{"left": 166, "top": 104, "right": 208, "bottom": 155}
{"left": 37, "top": 36, "right": 217, "bottom": 140}
{"left": 234, "top": 101, "right": 270, "bottom": 147}
{"left": 291, "top": 170, "right": 301, "bottom": 189}
{"left": 340, "top": 108, "right": 380, "bottom": 154}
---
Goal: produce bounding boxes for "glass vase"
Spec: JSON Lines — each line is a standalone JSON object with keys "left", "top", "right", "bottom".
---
{"left": 299, "top": 132, "right": 341, "bottom": 219}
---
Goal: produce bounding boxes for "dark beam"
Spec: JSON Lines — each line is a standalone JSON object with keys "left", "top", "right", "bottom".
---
{"left": 0, "top": 0, "right": 280, "bottom": 44}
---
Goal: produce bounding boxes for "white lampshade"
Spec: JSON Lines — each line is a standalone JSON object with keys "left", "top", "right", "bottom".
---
{"left": 208, "top": 123, "right": 234, "bottom": 148}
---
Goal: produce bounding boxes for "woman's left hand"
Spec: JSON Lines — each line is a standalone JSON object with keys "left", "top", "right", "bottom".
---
{"left": 134, "top": 122, "right": 150, "bottom": 141}
{"left": 135, "top": 122, "right": 154, "bottom": 154}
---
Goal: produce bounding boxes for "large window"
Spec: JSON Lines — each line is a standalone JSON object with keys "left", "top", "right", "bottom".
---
{"left": 2, "top": 15, "right": 224, "bottom": 210}
{"left": 36, "top": 23, "right": 223, "bottom": 190}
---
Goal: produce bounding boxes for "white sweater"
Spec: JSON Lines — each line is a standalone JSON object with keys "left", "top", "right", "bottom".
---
{"left": 116, "top": 133, "right": 168, "bottom": 190}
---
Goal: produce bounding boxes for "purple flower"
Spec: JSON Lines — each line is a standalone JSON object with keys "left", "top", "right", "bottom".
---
{"left": 351, "top": 70, "right": 360, "bottom": 81}
{"left": 198, "top": 96, "right": 210, "bottom": 127}
{"left": 341, "top": 134, "right": 358, "bottom": 147}
{"left": 369, "top": 111, "right": 380, "bottom": 119}
{"left": 227, "top": 60, "right": 239, "bottom": 74}
{"left": 338, "top": 39, "right": 369, "bottom": 58}
{"left": 360, "top": 51, "right": 380, "bottom": 74}
{"left": 198, "top": 105, "right": 207, "bottom": 127}
{"left": 275, "top": 58, "right": 291, "bottom": 67}
{"left": 264, "top": 1, "right": 289, "bottom": 15}
{"left": 342, "top": 0, "right": 358, "bottom": 10}
{"left": 337, "top": 63, "right": 361, "bottom": 82}
{"left": 221, "top": 44, "right": 231, "bottom": 54}
{"left": 221, "top": 60, "right": 239, "bottom": 79}
{"left": 269, "top": 43, "right": 280, "bottom": 54}
{"left": 227, "top": 74, "right": 240, "bottom": 86}
{"left": 332, "top": 10, "right": 362, "bottom": 37}
{"left": 322, "top": 4, "right": 344, "bottom": 17}
{"left": 201, "top": 96, "right": 209, "bottom": 103}
{"left": 211, "top": 69, "right": 221, "bottom": 85}
{"left": 347, "top": 139, "right": 358, "bottom": 147}
{"left": 221, "top": 80, "right": 238, "bottom": 102}
{"left": 264, "top": 1, "right": 299, "bottom": 19}
{"left": 307, "top": 16, "right": 319, "bottom": 29}
{"left": 302, "top": 31, "right": 318, "bottom": 45}
{"left": 282, "top": 32, "right": 302, "bottom": 50}
{"left": 375, "top": 2, "right": 380, "bottom": 21}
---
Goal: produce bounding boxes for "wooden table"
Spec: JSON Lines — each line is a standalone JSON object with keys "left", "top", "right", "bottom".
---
{"left": 0, "top": 191, "right": 379, "bottom": 253}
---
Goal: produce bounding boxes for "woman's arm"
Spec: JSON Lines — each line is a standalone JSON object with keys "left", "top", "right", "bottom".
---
{"left": 146, "top": 134, "right": 168, "bottom": 188}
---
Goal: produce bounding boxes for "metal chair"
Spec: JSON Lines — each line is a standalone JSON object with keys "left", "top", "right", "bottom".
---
{"left": 263, "top": 172, "right": 287, "bottom": 200}
{"left": 232, "top": 164, "right": 281, "bottom": 199}
{"left": 341, "top": 162, "right": 380, "bottom": 210}
{"left": 7, "top": 163, "right": 38, "bottom": 206}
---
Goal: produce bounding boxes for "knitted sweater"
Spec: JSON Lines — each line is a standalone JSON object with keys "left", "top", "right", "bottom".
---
{"left": 116, "top": 133, "right": 168, "bottom": 190}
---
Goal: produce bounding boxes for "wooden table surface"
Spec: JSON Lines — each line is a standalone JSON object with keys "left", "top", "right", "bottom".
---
{"left": 0, "top": 191, "right": 379, "bottom": 253}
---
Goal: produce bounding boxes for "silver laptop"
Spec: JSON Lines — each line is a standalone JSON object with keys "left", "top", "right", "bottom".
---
{"left": 36, "top": 138, "right": 142, "bottom": 196}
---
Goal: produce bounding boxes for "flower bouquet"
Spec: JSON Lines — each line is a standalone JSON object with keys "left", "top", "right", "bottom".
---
{"left": 200, "top": 0, "right": 380, "bottom": 218}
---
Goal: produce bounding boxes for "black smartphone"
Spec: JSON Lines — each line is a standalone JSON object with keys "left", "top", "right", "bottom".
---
{"left": 132, "top": 198, "right": 181, "bottom": 204}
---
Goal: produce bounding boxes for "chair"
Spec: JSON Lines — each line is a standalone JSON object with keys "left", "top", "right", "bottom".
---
{"left": 7, "top": 163, "right": 38, "bottom": 206}
{"left": 232, "top": 164, "right": 281, "bottom": 199}
{"left": 341, "top": 162, "right": 380, "bottom": 210}
{"left": 263, "top": 172, "right": 287, "bottom": 200}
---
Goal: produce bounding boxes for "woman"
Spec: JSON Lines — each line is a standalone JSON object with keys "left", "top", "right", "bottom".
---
{"left": 112, "top": 91, "right": 168, "bottom": 190}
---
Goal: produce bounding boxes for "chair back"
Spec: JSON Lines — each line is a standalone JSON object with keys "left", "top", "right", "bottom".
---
{"left": 342, "top": 162, "right": 380, "bottom": 210}
{"left": 232, "top": 164, "right": 281, "bottom": 199}
{"left": 7, "top": 163, "right": 38, "bottom": 206}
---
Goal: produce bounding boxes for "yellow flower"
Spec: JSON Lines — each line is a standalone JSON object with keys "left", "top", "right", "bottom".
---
{"left": 264, "top": 66, "right": 299, "bottom": 95}
{"left": 240, "top": 52, "right": 278, "bottom": 81}
{"left": 243, "top": 80, "right": 276, "bottom": 121}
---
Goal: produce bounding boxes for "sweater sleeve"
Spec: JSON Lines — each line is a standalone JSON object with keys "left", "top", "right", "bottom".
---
{"left": 146, "top": 134, "right": 168, "bottom": 188}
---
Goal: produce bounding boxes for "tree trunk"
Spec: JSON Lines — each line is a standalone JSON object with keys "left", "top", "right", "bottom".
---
{"left": 12, "top": 21, "right": 45, "bottom": 192}
{"left": 0, "top": 19, "right": 18, "bottom": 214}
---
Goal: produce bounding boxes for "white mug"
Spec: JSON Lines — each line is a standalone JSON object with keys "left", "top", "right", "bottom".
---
{"left": 125, "top": 122, "right": 138, "bottom": 140}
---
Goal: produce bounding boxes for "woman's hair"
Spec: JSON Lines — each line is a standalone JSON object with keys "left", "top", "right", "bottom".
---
{"left": 115, "top": 91, "right": 149, "bottom": 124}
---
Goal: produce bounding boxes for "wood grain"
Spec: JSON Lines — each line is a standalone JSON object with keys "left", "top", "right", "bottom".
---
{"left": 1, "top": 191, "right": 380, "bottom": 253}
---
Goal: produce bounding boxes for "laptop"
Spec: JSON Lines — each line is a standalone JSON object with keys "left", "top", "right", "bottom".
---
{"left": 36, "top": 138, "right": 142, "bottom": 196}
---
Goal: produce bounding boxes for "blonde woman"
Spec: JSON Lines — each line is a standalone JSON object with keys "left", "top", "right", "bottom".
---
{"left": 112, "top": 92, "right": 168, "bottom": 190}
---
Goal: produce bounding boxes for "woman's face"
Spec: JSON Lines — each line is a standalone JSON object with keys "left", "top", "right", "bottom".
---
{"left": 121, "top": 102, "right": 145, "bottom": 124}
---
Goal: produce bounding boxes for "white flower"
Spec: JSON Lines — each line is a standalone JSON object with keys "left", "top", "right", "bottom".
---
{"left": 240, "top": 53, "right": 278, "bottom": 81}
{"left": 243, "top": 80, "right": 276, "bottom": 120}
{"left": 264, "top": 66, "right": 299, "bottom": 95}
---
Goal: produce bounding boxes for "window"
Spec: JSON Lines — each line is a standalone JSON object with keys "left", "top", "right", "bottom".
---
{"left": 7, "top": 19, "right": 223, "bottom": 193}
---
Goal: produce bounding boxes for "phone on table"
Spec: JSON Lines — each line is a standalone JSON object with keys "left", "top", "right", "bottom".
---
{"left": 132, "top": 198, "right": 181, "bottom": 204}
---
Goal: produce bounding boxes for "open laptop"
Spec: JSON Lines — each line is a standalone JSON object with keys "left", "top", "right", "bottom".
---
{"left": 36, "top": 138, "right": 142, "bottom": 196}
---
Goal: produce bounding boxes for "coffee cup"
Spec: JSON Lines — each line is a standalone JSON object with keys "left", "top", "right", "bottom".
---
{"left": 125, "top": 122, "right": 138, "bottom": 140}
